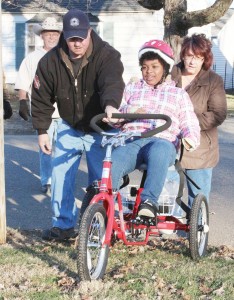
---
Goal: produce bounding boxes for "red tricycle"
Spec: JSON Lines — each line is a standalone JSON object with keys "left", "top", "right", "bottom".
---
{"left": 77, "top": 113, "right": 209, "bottom": 281}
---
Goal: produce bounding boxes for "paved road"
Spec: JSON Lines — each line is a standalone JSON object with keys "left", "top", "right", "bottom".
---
{"left": 4, "top": 118, "right": 234, "bottom": 247}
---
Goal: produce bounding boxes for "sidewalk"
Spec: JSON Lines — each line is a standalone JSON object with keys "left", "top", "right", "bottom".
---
{"left": 218, "top": 116, "right": 234, "bottom": 144}
{"left": 3, "top": 111, "right": 234, "bottom": 247}
{"left": 4, "top": 110, "right": 36, "bottom": 135}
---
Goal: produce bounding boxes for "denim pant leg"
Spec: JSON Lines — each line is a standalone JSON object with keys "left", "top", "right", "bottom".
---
{"left": 51, "top": 121, "right": 85, "bottom": 229}
{"left": 140, "top": 138, "right": 176, "bottom": 205}
{"left": 111, "top": 140, "right": 142, "bottom": 190}
{"left": 39, "top": 118, "right": 61, "bottom": 186}
{"left": 39, "top": 150, "right": 52, "bottom": 186}
{"left": 83, "top": 132, "right": 106, "bottom": 185}
{"left": 185, "top": 168, "right": 213, "bottom": 208}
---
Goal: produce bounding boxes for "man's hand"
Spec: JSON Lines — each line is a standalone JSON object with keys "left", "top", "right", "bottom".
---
{"left": 19, "top": 99, "right": 30, "bottom": 121}
{"left": 103, "top": 105, "right": 123, "bottom": 123}
{"left": 38, "top": 134, "right": 52, "bottom": 155}
{"left": 3, "top": 100, "right": 13, "bottom": 120}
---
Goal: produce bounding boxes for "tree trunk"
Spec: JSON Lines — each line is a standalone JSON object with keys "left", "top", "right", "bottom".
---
{"left": 138, "top": 0, "right": 233, "bottom": 61}
{"left": 0, "top": 0, "right": 7, "bottom": 244}
{"left": 163, "top": 0, "right": 187, "bottom": 62}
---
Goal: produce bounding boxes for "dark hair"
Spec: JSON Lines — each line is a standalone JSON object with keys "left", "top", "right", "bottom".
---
{"left": 139, "top": 52, "right": 170, "bottom": 78}
{"left": 180, "top": 33, "right": 213, "bottom": 70}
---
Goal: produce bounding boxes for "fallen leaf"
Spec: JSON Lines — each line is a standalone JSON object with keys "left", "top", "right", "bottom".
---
{"left": 41, "top": 246, "right": 51, "bottom": 252}
{"left": 113, "top": 273, "right": 124, "bottom": 279}
{"left": 154, "top": 277, "right": 165, "bottom": 290}
{"left": 57, "top": 276, "right": 75, "bottom": 287}
{"left": 199, "top": 283, "right": 212, "bottom": 294}
{"left": 213, "top": 285, "right": 225, "bottom": 296}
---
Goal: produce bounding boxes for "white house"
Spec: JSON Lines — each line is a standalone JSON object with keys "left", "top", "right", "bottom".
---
{"left": 187, "top": 0, "right": 234, "bottom": 89}
{"left": 216, "top": 12, "right": 234, "bottom": 89}
{"left": 2, "top": 0, "right": 234, "bottom": 88}
{"left": 1, "top": 0, "right": 164, "bottom": 85}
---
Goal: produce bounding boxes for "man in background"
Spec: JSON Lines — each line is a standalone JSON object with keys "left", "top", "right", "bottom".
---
{"left": 3, "top": 71, "right": 13, "bottom": 120}
{"left": 15, "top": 17, "right": 62, "bottom": 193}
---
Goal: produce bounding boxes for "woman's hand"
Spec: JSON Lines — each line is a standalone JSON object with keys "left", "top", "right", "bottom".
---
{"left": 134, "top": 107, "right": 147, "bottom": 114}
{"left": 182, "top": 137, "right": 196, "bottom": 151}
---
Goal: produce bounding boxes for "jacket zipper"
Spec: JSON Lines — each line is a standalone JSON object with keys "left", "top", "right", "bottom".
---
{"left": 75, "top": 78, "right": 78, "bottom": 94}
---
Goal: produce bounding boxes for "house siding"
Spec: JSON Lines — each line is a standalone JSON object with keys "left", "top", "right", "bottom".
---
{"left": 2, "top": 13, "right": 36, "bottom": 84}
{"left": 2, "top": 5, "right": 233, "bottom": 89}
{"left": 99, "top": 12, "right": 164, "bottom": 83}
{"left": 2, "top": 11, "right": 164, "bottom": 85}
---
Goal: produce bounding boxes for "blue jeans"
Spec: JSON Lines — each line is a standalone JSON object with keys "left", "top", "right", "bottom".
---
{"left": 51, "top": 120, "right": 105, "bottom": 229}
{"left": 111, "top": 137, "right": 176, "bottom": 205}
{"left": 39, "top": 118, "right": 61, "bottom": 186}
{"left": 185, "top": 168, "right": 213, "bottom": 208}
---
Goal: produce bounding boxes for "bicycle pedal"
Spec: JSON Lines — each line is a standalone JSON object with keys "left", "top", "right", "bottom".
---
{"left": 131, "top": 216, "right": 142, "bottom": 225}
{"left": 131, "top": 216, "right": 156, "bottom": 226}
{"left": 142, "top": 217, "right": 156, "bottom": 226}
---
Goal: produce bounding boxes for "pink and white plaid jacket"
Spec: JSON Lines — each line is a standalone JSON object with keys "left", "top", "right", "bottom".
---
{"left": 119, "top": 79, "right": 200, "bottom": 150}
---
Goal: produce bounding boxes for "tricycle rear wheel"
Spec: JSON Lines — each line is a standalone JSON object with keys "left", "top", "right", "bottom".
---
{"left": 77, "top": 203, "right": 109, "bottom": 281}
{"left": 189, "top": 194, "right": 209, "bottom": 259}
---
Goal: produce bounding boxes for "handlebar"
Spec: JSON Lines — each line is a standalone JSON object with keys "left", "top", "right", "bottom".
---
{"left": 90, "top": 113, "right": 172, "bottom": 138}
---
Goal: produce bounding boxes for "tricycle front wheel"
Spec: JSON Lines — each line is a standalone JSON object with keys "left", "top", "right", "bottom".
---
{"left": 189, "top": 194, "right": 209, "bottom": 259}
{"left": 77, "top": 203, "right": 109, "bottom": 281}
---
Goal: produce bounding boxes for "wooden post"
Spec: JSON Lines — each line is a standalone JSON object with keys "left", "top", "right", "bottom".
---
{"left": 0, "top": 1, "right": 7, "bottom": 244}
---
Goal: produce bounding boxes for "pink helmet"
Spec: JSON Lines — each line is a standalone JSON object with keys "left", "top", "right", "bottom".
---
{"left": 138, "top": 40, "right": 174, "bottom": 72}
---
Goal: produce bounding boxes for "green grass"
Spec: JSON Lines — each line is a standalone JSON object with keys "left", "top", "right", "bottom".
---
{"left": 0, "top": 228, "right": 233, "bottom": 299}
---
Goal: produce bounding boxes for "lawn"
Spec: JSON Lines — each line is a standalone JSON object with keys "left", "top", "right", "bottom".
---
{"left": 0, "top": 228, "right": 233, "bottom": 299}
{"left": 1, "top": 90, "right": 233, "bottom": 300}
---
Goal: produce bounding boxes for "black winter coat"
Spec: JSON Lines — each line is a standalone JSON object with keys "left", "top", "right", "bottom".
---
{"left": 31, "top": 31, "right": 125, "bottom": 131}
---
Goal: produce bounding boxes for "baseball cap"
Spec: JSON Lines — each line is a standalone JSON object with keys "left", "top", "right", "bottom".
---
{"left": 63, "top": 9, "right": 90, "bottom": 40}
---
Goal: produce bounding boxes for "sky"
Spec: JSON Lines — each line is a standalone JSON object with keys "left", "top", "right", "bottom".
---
{"left": 209, "top": 0, "right": 234, "bottom": 7}
{"left": 188, "top": 0, "right": 234, "bottom": 9}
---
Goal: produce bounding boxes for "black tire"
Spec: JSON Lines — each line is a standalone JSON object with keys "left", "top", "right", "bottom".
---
{"left": 77, "top": 204, "right": 109, "bottom": 281}
{"left": 78, "top": 185, "right": 99, "bottom": 229}
{"left": 189, "top": 194, "right": 209, "bottom": 259}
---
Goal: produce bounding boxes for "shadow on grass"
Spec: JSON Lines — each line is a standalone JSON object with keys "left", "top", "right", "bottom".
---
{"left": 6, "top": 228, "right": 79, "bottom": 280}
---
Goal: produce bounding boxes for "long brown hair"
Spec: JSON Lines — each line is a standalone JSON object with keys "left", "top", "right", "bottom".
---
{"left": 180, "top": 33, "right": 213, "bottom": 70}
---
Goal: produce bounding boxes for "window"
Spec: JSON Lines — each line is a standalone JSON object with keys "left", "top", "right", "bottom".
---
{"left": 27, "top": 24, "right": 36, "bottom": 53}
{"left": 15, "top": 23, "right": 25, "bottom": 70}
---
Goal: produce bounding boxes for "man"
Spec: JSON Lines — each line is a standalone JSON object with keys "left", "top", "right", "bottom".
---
{"left": 15, "top": 17, "right": 62, "bottom": 193}
{"left": 3, "top": 71, "right": 13, "bottom": 120}
{"left": 31, "top": 9, "right": 125, "bottom": 241}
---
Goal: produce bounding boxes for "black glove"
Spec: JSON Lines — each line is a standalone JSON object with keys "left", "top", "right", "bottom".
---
{"left": 19, "top": 99, "right": 30, "bottom": 121}
{"left": 3, "top": 100, "right": 13, "bottom": 120}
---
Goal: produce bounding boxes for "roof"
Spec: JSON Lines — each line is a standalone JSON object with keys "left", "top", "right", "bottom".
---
{"left": 2, "top": 0, "right": 151, "bottom": 14}
{"left": 25, "top": 12, "right": 99, "bottom": 23}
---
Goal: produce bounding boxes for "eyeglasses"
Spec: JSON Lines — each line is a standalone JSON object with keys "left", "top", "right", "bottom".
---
{"left": 184, "top": 54, "right": 204, "bottom": 62}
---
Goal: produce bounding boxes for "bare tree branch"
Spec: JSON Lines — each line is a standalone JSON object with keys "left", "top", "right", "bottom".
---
{"left": 137, "top": 0, "right": 233, "bottom": 59}
{"left": 179, "top": 0, "right": 233, "bottom": 30}
{"left": 137, "top": 0, "right": 164, "bottom": 10}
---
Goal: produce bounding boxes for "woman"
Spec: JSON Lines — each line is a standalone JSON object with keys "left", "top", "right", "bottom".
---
{"left": 171, "top": 33, "right": 227, "bottom": 207}
{"left": 111, "top": 40, "right": 200, "bottom": 218}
